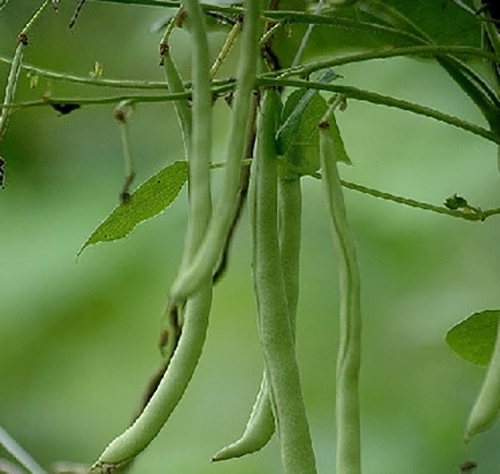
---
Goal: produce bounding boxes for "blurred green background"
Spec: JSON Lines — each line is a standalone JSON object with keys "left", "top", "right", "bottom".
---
{"left": 1, "top": 2, "right": 500, "bottom": 473}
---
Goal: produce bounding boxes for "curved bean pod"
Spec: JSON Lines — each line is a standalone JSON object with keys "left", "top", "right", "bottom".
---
{"left": 159, "top": 0, "right": 212, "bottom": 355}
{"left": 91, "top": 0, "right": 213, "bottom": 469}
{"left": 252, "top": 88, "right": 317, "bottom": 474}
{"left": 167, "top": 0, "right": 264, "bottom": 307}
{"left": 91, "top": 287, "right": 212, "bottom": 470}
{"left": 212, "top": 176, "right": 303, "bottom": 462}
{"left": 211, "top": 374, "right": 275, "bottom": 461}
{"left": 319, "top": 113, "right": 362, "bottom": 474}
{"left": 465, "top": 321, "right": 500, "bottom": 441}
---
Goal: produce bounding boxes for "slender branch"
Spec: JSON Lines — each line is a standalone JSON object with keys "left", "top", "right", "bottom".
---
{"left": 277, "top": 159, "right": 494, "bottom": 222}
{"left": 0, "top": 82, "right": 234, "bottom": 111}
{"left": 258, "top": 77, "right": 500, "bottom": 144}
{"left": 276, "top": 45, "right": 500, "bottom": 78}
{"left": 0, "top": 55, "right": 170, "bottom": 90}
{"left": 339, "top": 178, "right": 488, "bottom": 222}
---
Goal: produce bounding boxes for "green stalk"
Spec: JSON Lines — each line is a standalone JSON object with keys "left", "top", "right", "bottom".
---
{"left": 319, "top": 112, "right": 362, "bottom": 474}
{"left": 160, "top": 15, "right": 192, "bottom": 160}
{"left": 258, "top": 77, "right": 500, "bottom": 144}
{"left": 0, "top": 43, "right": 23, "bottom": 142}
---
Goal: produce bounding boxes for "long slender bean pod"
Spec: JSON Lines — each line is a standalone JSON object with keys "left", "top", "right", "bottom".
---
{"left": 252, "top": 89, "right": 317, "bottom": 474}
{"left": 176, "top": 0, "right": 212, "bottom": 265}
{"left": 319, "top": 112, "right": 362, "bottom": 474}
{"left": 167, "top": 0, "right": 264, "bottom": 307}
{"left": 213, "top": 151, "right": 304, "bottom": 462}
{"left": 465, "top": 321, "right": 500, "bottom": 441}
{"left": 91, "top": 1, "right": 213, "bottom": 469}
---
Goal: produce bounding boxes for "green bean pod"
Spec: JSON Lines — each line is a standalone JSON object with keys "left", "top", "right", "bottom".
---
{"left": 211, "top": 374, "right": 275, "bottom": 461}
{"left": 91, "top": 287, "right": 212, "bottom": 470}
{"left": 167, "top": 0, "right": 264, "bottom": 307}
{"left": 91, "top": 1, "right": 213, "bottom": 469}
{"left": 465, "top": 321, "right": 500, "bottom": 441}
{"left": 212, "top": 175, "right": 302, "bottom": 462}
{"left": 319, "top": 113, "right": 362, "bottom": 474}
{"left": 252, "top": 88, "right": 317, "bottom": 474}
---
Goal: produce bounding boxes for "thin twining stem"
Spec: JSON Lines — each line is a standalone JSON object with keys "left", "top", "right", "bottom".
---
{"left": 273, "top": 45, "right": 500, "bottom": 79}
{"left": 3, "top": 76, "right": 498, "bottom": 146}
{"left": 258, "top": 77, "right": 500, "bottom": 144}
{"left": 0, "top": 54, "right": 170, "bottom": 89}
{"left": 276, "top": 159, "right": 497, "bottom": 222}
{"left": 2, "top": 42, "right": 497, "bottom": 91}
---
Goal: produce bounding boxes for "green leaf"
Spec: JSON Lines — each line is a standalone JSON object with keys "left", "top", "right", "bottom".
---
{"left": 380, "top": 0, "right": 480, "bottom": 47}
{"left": 78, "top": 161, "right": 188, "bottom": 257}
{"left": 277, "top": 73, "right": 350, "bottom": 178}
{"left": 446, "top": 310, "right": 500, "bottom": 366}
{"left": 302, "top": 0, "right": 481, "bottom": 61}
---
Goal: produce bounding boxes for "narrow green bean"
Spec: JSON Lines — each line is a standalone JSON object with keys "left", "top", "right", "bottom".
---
{"left": 212, "top": 158, "right": 304, "bottom": 463}
{"left": 465, "top": 321, "right": 500, "bottom": 441}
{"left": 167, "top": 0, "right": 264, "bottom": 307}
{"left": 91, "top": 0, "right": 213, "bottom": 469}
{"left": 91, "top": 288, "right": 212, "bottom": 470}
{"left": 278, "top": 177, "right": 302, "bottom": 328}
{"left": 176, "top": 0, "right": 212, "bottom": 265}
{"left": 159, "top": 0, "right": 212, "bottom": 356}
{"left": 211, "top": 374, "right": 275, "bottom": 461}
{"left": 319, "top": 113, "right": 362, "bottom": 474}
{"left": 252, "top": 89, "right": 317, "bottom": 474}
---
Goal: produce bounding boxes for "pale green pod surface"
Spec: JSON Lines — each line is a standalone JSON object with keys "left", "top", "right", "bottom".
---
{"left": 465, "top": 321, "right": 500, "bottom": 441}
{"left": 319, "top": 114, "right": 362, "bottom": 474}
{"left": 92, "top": 284, "right": 212, "bottom": 468}
{"left": 252, "top": 89, "right": 317, "bottom": 474}
{"left": 213, "top": 173, "right": 302, "bottom": 462}
{"left": 0, "top": 0, "right": 8, "bottom": 11}
{"left": 212, "top": 374, "right": 275, "bottom": 461}
{"left": 167, "top": 0, "right": 264, "bottom": 306}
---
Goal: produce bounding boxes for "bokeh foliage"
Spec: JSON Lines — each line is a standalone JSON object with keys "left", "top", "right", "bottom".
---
{"left": 1, "top": 1, "right": 500, "bottom": 473}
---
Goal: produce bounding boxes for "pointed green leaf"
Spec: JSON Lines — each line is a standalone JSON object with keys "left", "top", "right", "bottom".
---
{"left": 446, "top": 310, "right": 500, "bottom": 366}
{"left": 78, "top": 160, "right": 188, "bottom": 256}
{"left": 277, "top": 72, "right": 350, "bottom": 178}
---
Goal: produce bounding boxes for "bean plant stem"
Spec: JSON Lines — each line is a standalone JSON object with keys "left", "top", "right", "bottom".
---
{"left": 276, "top": 45, "right": 500, "bottom": 79}
{"left": 319, "top": 112, "right": 362, "bottom": 474}
{"left": 258, "top": 77, "right": 500, "bottom": 144}
{"left": 0, "top": 42, "right": 23, "bottom": 142}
